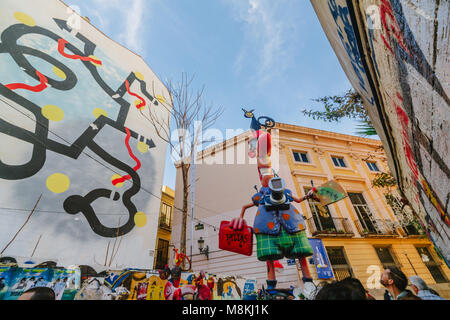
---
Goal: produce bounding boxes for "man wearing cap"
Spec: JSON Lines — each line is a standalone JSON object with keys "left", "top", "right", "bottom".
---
{"left": 409, "top": 275, "right": 446, "bottom": 300}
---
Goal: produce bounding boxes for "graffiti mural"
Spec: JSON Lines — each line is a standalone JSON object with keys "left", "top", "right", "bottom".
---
{"left": 0, "top": 1, "right": 171, "bottom": 268}
{"left": 311, "top": 0, "right": 449, "bottom": 264}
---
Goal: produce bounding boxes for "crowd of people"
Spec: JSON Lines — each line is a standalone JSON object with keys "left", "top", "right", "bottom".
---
{"left": 16, "top": 267, "right": 446, "bottom": 300}
{"left": 314, "top": 268, "right": 446, "bottom": 300}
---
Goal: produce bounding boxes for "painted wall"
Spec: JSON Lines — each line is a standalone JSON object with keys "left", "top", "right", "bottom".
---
{"left": 0, "top": 0, "right": 171, "bottom": 269}
{"left": 311, "top": 0, "right": 449, "bottom": 264}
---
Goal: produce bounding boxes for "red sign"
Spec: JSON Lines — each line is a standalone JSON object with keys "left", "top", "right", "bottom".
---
{"left": 219, "top": 221, "right": 253, "bottom": 256}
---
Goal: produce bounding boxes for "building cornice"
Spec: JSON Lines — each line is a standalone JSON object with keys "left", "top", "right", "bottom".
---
{"left": 174, "top": 122, "right": 386, "bottom": 168}
{"left": 332, "top": 175, "right": 366, "bottom": 182}
{"left": 291, "top": 170, "right": 329, "bottom": 178}
{"left": 276, "top": 122, "right": 383, "bottom": 147}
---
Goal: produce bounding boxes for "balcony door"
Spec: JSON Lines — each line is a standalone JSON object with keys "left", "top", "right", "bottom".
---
{"left": 348, "top": 192, "right": 377, "bottom": 233}
{"left": 155, "top": 239, "right": 170, "bottom": 270}
{"left": 305, "top": 187, "right": 336, "bottom": 232}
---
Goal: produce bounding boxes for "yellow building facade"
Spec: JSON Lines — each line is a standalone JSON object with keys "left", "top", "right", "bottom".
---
{"left": 277, "top": 123, "right": 450, "bottom": 296}
{"left": 153, "top": 186, "right": 175, "bottom": 270}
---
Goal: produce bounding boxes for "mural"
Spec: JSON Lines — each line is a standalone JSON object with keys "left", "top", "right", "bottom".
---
{"left": 0, "top": 0, "right": 171, "bottom": 268}
{"left": 0, "top": 265, "right": 80, "bottom": 300}
{"left": 311, "top": 0, "right": 449, "bottom": 264}
{"left": 0, "top": 264, "right": 259, "bottom": 300}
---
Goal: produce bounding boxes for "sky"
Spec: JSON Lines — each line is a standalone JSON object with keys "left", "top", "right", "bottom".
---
{"left": 67, "top": 0, "right": 364, "bottom": 189}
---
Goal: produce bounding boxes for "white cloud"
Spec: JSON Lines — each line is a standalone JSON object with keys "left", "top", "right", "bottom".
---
{"left": 118, "top": 0, "right": 146, "bottom": 53}
{"left": 226, "top": 0, "right": 299, "bottom": 85}
{"left": 84, "top": 0, "right": 146, "bottom": 54}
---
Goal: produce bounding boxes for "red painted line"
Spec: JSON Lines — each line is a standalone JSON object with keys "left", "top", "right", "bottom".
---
{"left": 5, "top": 70, "right": 48, "bottom": 92}
{"left": 112, "top": 127, "right": 142, "bottom": 186}
{"left": 57, "top": 38, "right": 102, "bottom": 65}
{"left": 125, "top": 80, "right": 146, "bottom": 109}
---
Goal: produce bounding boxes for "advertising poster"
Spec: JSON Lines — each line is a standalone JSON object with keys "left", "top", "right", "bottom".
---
{"left": 0, "top": 267, "right": 13, "bottom": 300}
{"left": 4, "top": 267, "right": 54, "bottom": 300}
{"left": 242, "top": 279, "right": 257, "bottom": 300}
{"left": 49, "top": 268, "right": 81, "bottom": 300}
{"left": 308, "top": 238, "right": 334, "bottom": 279}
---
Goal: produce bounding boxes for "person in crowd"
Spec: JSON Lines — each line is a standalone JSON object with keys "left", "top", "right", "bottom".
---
{"left": 408, "top": 275, "right": 446, "bottom": 300}
{"left": 383, "top": 289, "right": 392, "bottom": 300}
{"left": 315, "top": 277, "right": 368, "bottom": 300}
{"left": 380, "top": 267, "right": 421, "bottom": 300}
{"left": 339, "top": 277, "right": 376, "bottom": 300}
{"left": 18, "top": 286, "right": 55, "bottom": 300}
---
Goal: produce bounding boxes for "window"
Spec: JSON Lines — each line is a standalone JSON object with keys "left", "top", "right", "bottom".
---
{"left": 348, "top": 192, "right": 377, "bottom": 234}
{"left": 155, "top": 239, "right": 170, "bottom": 270}
{"left": 416, "top": 247, "right": 447, "bottom": 283}
{"left": 304, "top": 187, "right": 335, "bottom": 233}
{"left": 367, "top": 161, "right": 380, "bottom": 172}
{"left": 159, "top": 203, "right": 172, "bottom": 230}
{"left": 293, "top": 151, "right": 309, "bottom": 163}
{"left": 331, "top": 156, "right": 346, "bottom": 168}
{"left": 374, "top": 246, "right": 400, "bottom": 269}
{"left": 326, "top": 247, "right": 353, "bottom": 281}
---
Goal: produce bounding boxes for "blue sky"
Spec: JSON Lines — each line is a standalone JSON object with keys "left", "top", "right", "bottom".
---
{"left": 68, "top": 0, "right": 364, "bottom": 189}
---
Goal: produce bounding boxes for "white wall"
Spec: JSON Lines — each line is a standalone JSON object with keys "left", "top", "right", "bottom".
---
{"left": 0, "top": 0, "right": 171, "bottom": 270}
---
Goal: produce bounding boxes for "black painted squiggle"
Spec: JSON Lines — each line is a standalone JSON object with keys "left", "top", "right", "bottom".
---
{"left": 0, "top": 18, "right": 160, "bottom": 237}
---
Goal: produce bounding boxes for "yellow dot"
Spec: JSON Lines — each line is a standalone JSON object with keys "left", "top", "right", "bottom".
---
{"left": 88, "top": 55, "right": 102, "bottom": 67}
{"left": 41, "top": 104, "right": 64, "bottom": 122}
{"left": 93, "top": 108, "right": 108, "bottom": 118}
{"left": 111, "top": 174, "right": 124, "bottom": 188}
{"left": 134, "top": 71, "right": 144, "bottom": 80}
{"left": 53, "top": 66, "right": 66, "bottom": 79}
{"left": 14, "top": 12, "right": 36, "bottom": 26}
{"left": 156, "top": 95, "right": 166, "bottom": 103}
{"left": 137, "top": 141, "right": 149, "bottom": 153}
{"left": 46, "top": 173, "right": 70, "bottom": 193}
{"left": 134, "top": 99, "right": 145, "bottom": 110}
{"left": 134, "top": 211, "right": 147, "bottom": 227}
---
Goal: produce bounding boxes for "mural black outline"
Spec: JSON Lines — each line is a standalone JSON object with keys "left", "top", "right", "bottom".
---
{"left": 0, "top": 17, "right": 164, "bottom": 237}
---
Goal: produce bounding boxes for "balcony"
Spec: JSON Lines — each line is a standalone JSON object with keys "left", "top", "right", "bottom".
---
{"left": 306, "top": 217, "right": 354, "bottom": 237}
{"left": 400, "top": 223, "right": 426, "bottom": 238}
{"left": 353, "top": 218, "right": 401, "bottom": 237}
{"left": 159, "top": 216, "right": 172, "bottom": 231}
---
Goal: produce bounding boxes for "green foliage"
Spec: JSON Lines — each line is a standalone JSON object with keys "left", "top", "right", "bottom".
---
{"left": 301, "top": 89, "right": 370, "bottom": 123}
{"left": 384, "top": 193, "right": 397, "bottom": 207}
{"left": 355, "top": 120, "right": 377, "bottom": 136}
{"left": 372, "top": 172, "right": 397, "bottom": 188}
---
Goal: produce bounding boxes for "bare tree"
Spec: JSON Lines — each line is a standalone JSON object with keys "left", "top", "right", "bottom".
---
{"left": 146, "top": 73, "right": 223, "bottom": 264}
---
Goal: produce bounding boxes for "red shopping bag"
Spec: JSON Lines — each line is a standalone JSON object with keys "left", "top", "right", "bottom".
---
{"left": 219, "top": 221, "right": 253, "bottom": 256}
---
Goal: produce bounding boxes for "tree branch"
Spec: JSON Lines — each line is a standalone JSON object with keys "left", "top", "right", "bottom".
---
{"left": 1, "top": 194, "right": 42, "bottom": 255}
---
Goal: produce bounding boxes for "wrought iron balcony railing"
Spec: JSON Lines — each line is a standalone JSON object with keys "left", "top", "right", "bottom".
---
{"left": 159, "top": 216, "right": 172, "bottom": 230}
{"left": 353, "top": 218, "right": 400, "bottom": 237}
{"left": 402, "top": 223, "right": 425, "bottom": 237}
{"left": 306, "top": 217, "right": 354, "bottom": 237}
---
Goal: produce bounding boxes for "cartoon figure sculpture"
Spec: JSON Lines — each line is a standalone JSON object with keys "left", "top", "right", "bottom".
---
{"left": 173, "top": 248, "right": 192, "bottom": 271}
{"left": 230, "top": 109, "right": 318, "bottom": 291}
{"left": 192, "top": 271, "right": 212, "bottom": 300}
